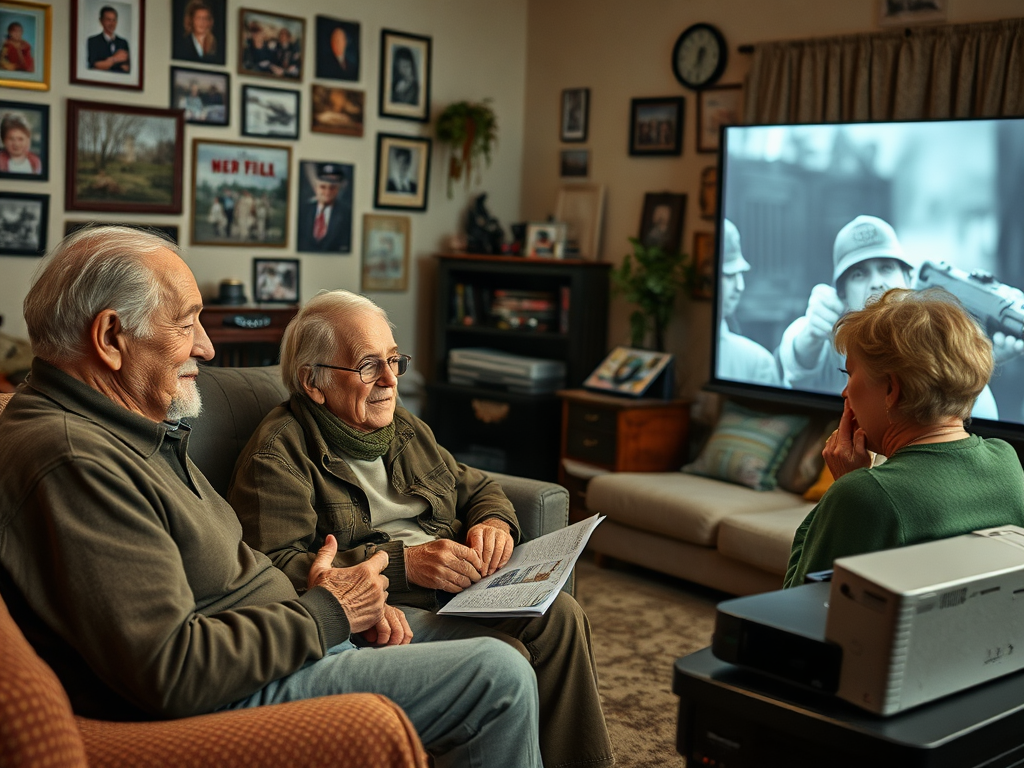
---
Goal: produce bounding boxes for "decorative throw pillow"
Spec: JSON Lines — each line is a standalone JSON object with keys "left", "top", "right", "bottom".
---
{"left": 681, "top": 401, "right": 810, "bottom": 491}
{"left": 803, "top": 463, "right": 835, "bottom": 502}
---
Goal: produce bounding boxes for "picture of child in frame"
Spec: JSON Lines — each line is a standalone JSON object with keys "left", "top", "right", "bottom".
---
{"left": 0, "top": 111, "right": 41, "bottom": 174}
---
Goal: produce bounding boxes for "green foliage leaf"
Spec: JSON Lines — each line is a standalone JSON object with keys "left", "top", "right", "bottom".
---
{"left": 611, "top": 237, "right": 691, "bottom": 351}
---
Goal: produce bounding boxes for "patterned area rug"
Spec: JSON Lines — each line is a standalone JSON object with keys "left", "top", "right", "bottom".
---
{"left": 574, "top": 555, "right": 725, "bottom": 768}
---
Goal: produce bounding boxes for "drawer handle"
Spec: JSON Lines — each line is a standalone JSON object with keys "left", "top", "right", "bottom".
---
{"left": 583, "top": 413, "right": 600, "bottom": 422}
{"left": 582, "top": 438, "right": 599, "bottom": 447}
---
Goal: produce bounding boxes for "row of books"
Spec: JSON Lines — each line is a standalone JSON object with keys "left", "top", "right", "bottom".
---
{"left": 451, "top": 285, "right": 571, "bottom": 334}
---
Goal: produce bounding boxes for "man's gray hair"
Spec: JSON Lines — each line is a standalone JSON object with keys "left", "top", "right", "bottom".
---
{"left": 24, "top": 226, "right": 173, "bottom": 363}
{"left": 280, "top": 289, "right": 392, "bottom": 395}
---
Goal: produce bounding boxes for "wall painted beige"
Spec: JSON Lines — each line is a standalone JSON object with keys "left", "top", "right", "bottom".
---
{"left": 0, "top": 0, "right": 528, "bottom": 364}
{"left": 522, "top": 0, "right": 1022, "bottom": 397}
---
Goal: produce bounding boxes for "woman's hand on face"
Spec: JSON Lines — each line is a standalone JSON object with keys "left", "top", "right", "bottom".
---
{"left": 823, "top": 400, "right": 872, "bottom": 479}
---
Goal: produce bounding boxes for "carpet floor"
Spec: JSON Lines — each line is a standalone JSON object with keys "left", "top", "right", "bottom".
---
{"left": 574, "top": 554, "right": 727, "bottom": 768}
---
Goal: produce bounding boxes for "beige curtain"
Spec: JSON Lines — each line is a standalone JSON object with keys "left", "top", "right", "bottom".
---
{"left": 745, "top": 18, "right": 1024, "bottom": 124}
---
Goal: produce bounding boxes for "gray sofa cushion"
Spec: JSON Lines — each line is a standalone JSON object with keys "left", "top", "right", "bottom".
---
{"left": 717, "top": 505, "right": 814, "bottom": 575}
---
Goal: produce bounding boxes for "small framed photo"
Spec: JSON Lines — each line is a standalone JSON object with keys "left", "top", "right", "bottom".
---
{"left": 311, "top": 84, "right": 364, "bottom": 137}
{"left": 555, "top": 184, "right": 605, "bottom": 260}
{"left": 692, "top": 231, "right": 715, "bottom": 300}
{"left": 170, "top": 67, "right": 229, "bottom": 126}
{"left": 0, "top": 0, "right": 51, "bottom": 90}
{"left": 630, "top": 97, "right": 684, "bottom": 157}
{"left": 379, "top": 28, "right": 431, "bottom": 122}
{"left": 253, "top": 257, "right": 299, "bottom": 304}
{"left": 65, "top": 100, "right": 184, "bottom": 214}
{"left": 171, "top": 0, "right": 226, "bottom": 65}
{"left": 0, "top": 100, "right": 48, "bottom": 180}
{"left": 560, "top": 87, "right": 589, "bottom": 142}
{"left": 638, "top": 192, "right": 686, "bottom": 255}
{"left": 242, "top": 84, "right": 299, "bottom": 140}
{"left": 879, "top": 0, "right": 946, "bottom": 26}
{"left": 70, "top": 0, "right": 143, "bottom": 91}
{"left": 584, "top": 346, "right": 675, "bottom": 398}
{"left": 362, "top": 213, "right": 410, "bottom": 292}
{"left": 315, "top": 15, "right": 359, "bottom": 81}
{"left": 374, "top": 133, "right": 431, "bottom": 211}
{"left": 697, "top": 85, "right": 742, "bottom": 154}
{"left": 296, "top": 160, "right": 353, "bottom": 254}
{"left": 0, "top": 191, "right": 47, "bottom": 256}
{"left": 238, "top": 8, "right": 304, "bottom": 81}
{"left": 525, "top": 222, "right": 567, "bottom": 259}
{"left": 560, "top": 149, "right": 589, "bottom": 179}
{"left": 699, "top": 166, "right": 717, "bottom": 220}
{"left": 191, "top": 139, "right": 291, "bottom": 247}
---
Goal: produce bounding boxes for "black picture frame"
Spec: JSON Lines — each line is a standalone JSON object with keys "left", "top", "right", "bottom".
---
{"left": 629, "top": 97, "right": 684, "bottom": 157}
{"left": 0, "top": 191, "right": 48, "bottom": 256}
{"left": 0, "top": 99, "right": 48, "bottom": 180}
{"left": 70, "top": 0, "right": 144, "bottom": 91}
{"left": 241, "top": 84, "right": 299, "bottom": 140}
{"left": 315, "top": 15, "right": 359, "bottom": 81}
{"left": 170, "top": 66, "right": 229, "bottom": 126}
{"left": 560, "top": 149, "right": 589, "bottom": 179}
{"left": 560, "top": 87, "right": 589, "bottom": 142}
{"left": 170, "top": 0, "right": 226, "bottom": 66}
{"left": 638, "top": 192, "right": 686, "bottom": 256}
{"left": 238, "top": 8, "right": 304, "bottom": 81}
{"left": 253, "top": 257, "right": 299, "bottom": 304}
{"left": 378, "top": 28, "right": 431, "bottom": 122}
{"left": 374, "top": 132, "right": 431, "bottom": 212}
{"left": 296, "top": 159, "right": 354, "bottom": 254}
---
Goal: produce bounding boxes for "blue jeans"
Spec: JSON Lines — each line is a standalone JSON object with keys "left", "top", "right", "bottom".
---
{"left": 221, "top": 635, "right": 542, "bottom": 768}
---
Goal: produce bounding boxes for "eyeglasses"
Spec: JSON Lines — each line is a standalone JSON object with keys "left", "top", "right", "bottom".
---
{"left": 313, "top": 354, "right": 411, "bottom": 384}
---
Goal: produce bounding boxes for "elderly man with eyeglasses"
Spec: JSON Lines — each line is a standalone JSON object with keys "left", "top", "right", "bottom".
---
{"left": 229, "top": 289, "right": 614, "bottom": 768}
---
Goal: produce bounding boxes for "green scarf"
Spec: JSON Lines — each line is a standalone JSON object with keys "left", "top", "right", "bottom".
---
{"left": 296, "top": 394, "right": 396, "bottom": 461}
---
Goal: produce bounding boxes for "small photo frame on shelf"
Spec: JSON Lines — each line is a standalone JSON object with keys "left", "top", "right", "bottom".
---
{"left": 525, "top": 222, "right": 567, "bottom": 259}
{"left": 311, "top": 84, "right": 364, "bottom": 137}
{"left": 630, "top": 96, "right": 683, "bottom": 157}
{"left": 638, "top": 192, "right": 686, "bottom": 256}
{"left": 0, "top": 0, "right": 50, "bottom": 91}
{"left": 699, "top": 166, "right": 717, "bottom": 220}
{"left": 374, "top": 132, "right": 431, "bottom": 211}
{"left": 65, "top": 220, "right": 179, "bottom": 243}
{"left": 171, "top": 0, "right": 226, "bottom": 65}
{"left": 0, "top": 191, "right": 47, "bottom": 256}
{"left": 555, "top": 184, "right": 605, "bottom": 260}
{"left": 70, "top": 0, "right": 143, "bottom": 91}
{"left": 560, "top": 149, "right": 589, "bottom": 179}
{"left": 379, "top": 28, "right": 431, "bottom": 122}
{"left": 315, "top": 15, "right": 359, "bottom": 81}
{"left": 697, "top": 84, "right": 742, "bottom": 154}
{"left": 0, "top": 100, "right": 48, "bottom": 180}
{"left": 253, "top": 257, "right": 299, "bottom": 304}
{"left": 242, "top": 84, "right": 300, "bottom": 140}
{"left": 560, "top": 87, "right": 589, "bottom": 142}
{"left": 584, "top": 346, "right": 675, "bottom": 399}
{"left": 238, "top": 8, "right": 304, "bottom": 81}
{"left": 170, "top": 66, "right": 229, "bottom": 126}
{"left": 362, "top": 213, "right": 410, "bottom": 292}
{"left": 692, "top": 231, "right": 715, "bottom": 300}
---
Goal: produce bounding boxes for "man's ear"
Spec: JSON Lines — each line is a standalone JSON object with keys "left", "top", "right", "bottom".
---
{"left": 91, "top": 309, "right": 125, "bottom": 371}
{"left": 300, "top": 368, "right": 326, "bottom": 405}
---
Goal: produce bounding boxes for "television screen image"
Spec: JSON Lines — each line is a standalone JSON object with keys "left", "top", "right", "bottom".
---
{"left": 715, "top": 117, "right": 1024, "bottom": 432}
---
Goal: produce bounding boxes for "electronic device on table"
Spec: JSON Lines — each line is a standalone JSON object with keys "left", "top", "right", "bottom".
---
{"left": 447, "top": 348, "right": 566, "bottom": 395}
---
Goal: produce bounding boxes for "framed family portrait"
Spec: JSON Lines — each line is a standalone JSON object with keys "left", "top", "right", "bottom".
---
{"left": 171, "top": 0, "right": 226, "bottom": 66}
{"left": 379, "top": 28, "right": 431, "bottom": 122}
{"left": 692, "top": 231, "right": 715, "bottom": 300}
{"left": 65, "top": 99, "right": 184, "bottom": 214}
{"left": 374, "top": 133, "right": 431, "bottom": 211}
{"left": 584, "top": 347, "right": 675, "bottom": 398}
{"left": 70, "top": 0, "right": 143, "bottom": 91}
{"left": 697, "top": 84, "right": 742, "bottom": 153}
{"left": 555, "top": 184, "right": 605, "bottom": 260}
{"left": 560, "top": 149, "right": 589, "bottom": 179}
{"left": 191, "top": 139, "right": 291, "bottom": 247}
{"left": 253, "top": 257, "right": 299, "bottom": 304}
{"left": 629, "top": 96, "right": 684, "bottom": 157}
{"left": 311, "top": 84, "right": 364, "bottom": 137}
{"left": 242, "top": 84, "right": 299, "bottom": 140}
{"left": 296, "top": 160, "right": 353, "bottom": 254}
{"left": 315, "top": 15, "right": 359, "bottom": 81}
{"left": 65, "top": 220, "right": 179, "bottom": 244}
{"left": 362, "top": 213, "right": 410, "bottom": 292}
{"left": 0, "top": 191, "right": 47, "bottom": 255}
{"left": 0, "top": 100, "right": 48, "bottom": 180}
{"left": 525, "top": 222, "right": 567, "bottom": 259}
{"left": 560, "top": 87, "right": 589, "bottom": 142}
{"left": 170, "top": 66, "right": 229, "bottom": 126}
{"left": 638, "top": 192, "right": 686, "bottom": 256}
{"left": 238, "top": 8, "right": 304, "bottom": 81}
{"left": 0, "top": 0, "right": 50, "bottom": 90}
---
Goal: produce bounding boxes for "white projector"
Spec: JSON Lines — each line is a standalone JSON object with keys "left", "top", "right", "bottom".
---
{"left": 826, "top": 526, "right": 1024, "bottom": 715}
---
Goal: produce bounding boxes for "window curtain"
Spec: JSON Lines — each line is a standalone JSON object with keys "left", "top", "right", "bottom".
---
{"left": 744, "top": 18, "right": 1024, "bottom": 124}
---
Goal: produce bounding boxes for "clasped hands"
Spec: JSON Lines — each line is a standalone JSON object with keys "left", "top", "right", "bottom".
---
{"left": 406, "top": 518, "right": 514, "bottom": 593}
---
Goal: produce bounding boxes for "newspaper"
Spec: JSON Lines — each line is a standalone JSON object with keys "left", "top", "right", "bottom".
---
{"left": 437, "top": 514, "right": 605, "bottom": 618}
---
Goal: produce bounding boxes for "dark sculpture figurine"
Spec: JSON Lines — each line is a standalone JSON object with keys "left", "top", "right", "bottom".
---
{"left": 465, "top": 193, "right": 504, "bottom": 255}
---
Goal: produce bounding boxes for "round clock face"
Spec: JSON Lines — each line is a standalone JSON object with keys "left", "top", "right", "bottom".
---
{"left": 673, "top": 23, "right": 727, "bottom": 90}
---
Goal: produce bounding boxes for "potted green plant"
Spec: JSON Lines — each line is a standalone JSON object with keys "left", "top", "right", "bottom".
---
{"left": 435, "top": 100, "right": 498, "bottom": 198}
{"left": 610, "top": 237, "right": 691, "bottom": 351}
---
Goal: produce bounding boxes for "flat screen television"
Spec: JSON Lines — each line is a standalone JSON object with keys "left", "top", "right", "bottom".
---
{"left": 712, "top": 117, "right": 1024, "bottom": 436}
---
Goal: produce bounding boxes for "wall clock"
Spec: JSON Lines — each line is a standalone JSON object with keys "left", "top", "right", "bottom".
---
{"left": 672, "top": 23, "right": 727, "bottom": 90}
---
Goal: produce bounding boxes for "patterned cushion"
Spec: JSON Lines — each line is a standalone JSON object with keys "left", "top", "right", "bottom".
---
{"left": 682, "top": 401, "right": 809, "bottom": 491}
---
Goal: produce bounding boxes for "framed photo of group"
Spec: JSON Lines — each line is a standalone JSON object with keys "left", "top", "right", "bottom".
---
{"left": 70, "top": 0, "right": 144, "bottom": 91}
{"left": 374, "top": 133, "right": 431, "bottom": 211}
{"left": 0, "top": 0, "right": 51, "bottom": 90}
{"left": 238, "top": 8, "right": 304, "bottom": 81}
{"left": 629, "top": 97, "right": 684, "bottom": 157}
{"left": 379, "top": 28, "right": 431, "bottom": 122}
{"left": 253, "top": 257, "right": 299, "bottom": 304}
{"left": 0, "top": 100, "right": 48, "bottom": 180}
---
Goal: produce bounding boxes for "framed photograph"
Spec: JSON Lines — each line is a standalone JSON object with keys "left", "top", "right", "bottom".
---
{"left": 170, "top": 67, "right": 229, "bottom": 126}
{"left": 525, "top": 222, "right": 567, "bottom": 259}
{"left": 374, "top": 133, "right": 431, "bottom": 211}
{"left": 560, "top": 149, "right": 589, "bottom": 179}
{"left": 699, "top": 166, "right": 717, "bottom": 220}
{"left": 253, "top": 257, "right": 299, "bottom": 304}
{"left": 242, "top": 84, "right": 299, "bottom": 140}
{"left": 171, "top": 0, "right": 226, "bottom": 65}
{"left": 584, "top": 347, "right": 675, "bottom": 398}
{"left": 555, "top": 184, "right": 605, "bottom": 260}
{"left": 362, "top": 214, "right": 410, "bottom": 292}
{"left": 0, "top": 0, "right": 50, "bottom": 90}
{"left": 692, "top": 231, "right": 715, "bottom": 300}
{"left": 315, "top": 15, "right": 359, "bottom": 81}
{"left": 638, "top": 192, "right": 686, "bottom": 255}
{"left": 0, "top": 191, "right": 46, "bottom": 255}
{"left": 238, "top": 9, "right": 304, "bottom": 81}
{"left": 65, "top": 99, "right": 184, "bottom": 214}
{"left": 65, "top": 220, "right": 179, "bottom": 243}
{"left": 296, "top": 160, "right": 353, "bottom": 254}
{"left": 0, "top": 100, "right": 48, "bottom": 180}
{"left": 879, "top": 0, "right": 947, "bottom": 26}
{"left": 191, "top": 139, "right": 291, "bottom": 247}
{"left": 560, "top": 87, "right": 589, "bottom": 142}
{"left": 70, "top": 0, "right": 143, "bottom": 90}
{"left": 311, "top": 84, "right": 364, "bottom": 137}
{"left": 379, "top": 28, "right": 431, "bottom": 122}
{"left": 697, "top": 85, "right": 742, "bottom": 154}
{"left": 629, "top": 97, "right": 684, "bottom": 157}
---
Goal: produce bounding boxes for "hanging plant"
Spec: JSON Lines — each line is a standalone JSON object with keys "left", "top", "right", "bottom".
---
{"left": 435, "top": 100, "right": 498, "bottom": 199}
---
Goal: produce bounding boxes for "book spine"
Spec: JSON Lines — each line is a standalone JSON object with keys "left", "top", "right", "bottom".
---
{"left": 559, "top": 286, "right": 571, "bottom": 334}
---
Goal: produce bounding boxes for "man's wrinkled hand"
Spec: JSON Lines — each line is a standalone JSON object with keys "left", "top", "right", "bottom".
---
{"left": 405, "top": 539, "right": 484, "bottom": 592}
{"left": 360, "top": 604, "right": 413, "bottom": 646}
{"left": 466, "top": 519, "right": 514, "bottom": 577}
{"left": 308, "top": 535, "right": 389, "bottom": 634}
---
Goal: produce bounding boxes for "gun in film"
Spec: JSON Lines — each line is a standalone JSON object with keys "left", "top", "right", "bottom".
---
{"left": 914, "top": 260, "right": 1024, "bottom": 339}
